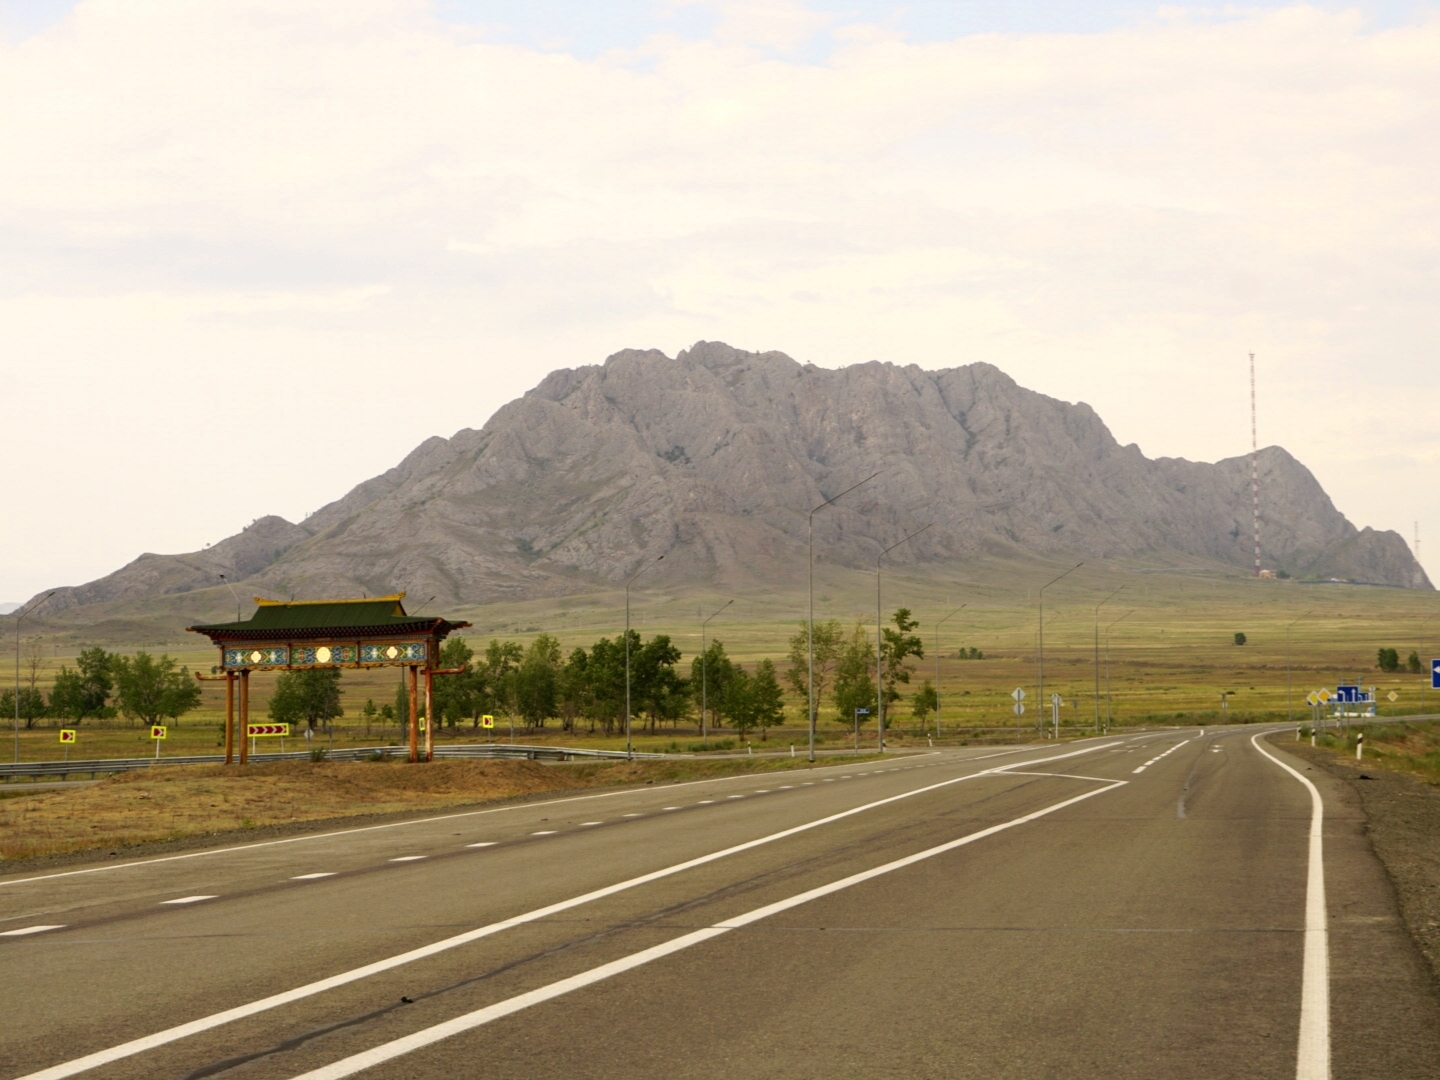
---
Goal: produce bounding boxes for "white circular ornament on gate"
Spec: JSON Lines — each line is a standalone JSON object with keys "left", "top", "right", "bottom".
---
{"left": 316, "top": 646, "right": 332, "bottom": 663}
{"left": 386, "top": 645, "right": 400, "bottom": 660}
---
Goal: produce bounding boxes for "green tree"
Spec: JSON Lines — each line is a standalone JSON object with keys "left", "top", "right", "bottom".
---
{"left": 749, "top": 659, "right": 786, "bottom": 738}
{"left": 880, "top": 608, "right": 924, "bottom": 712}
{"left": 0, "top": 687, "right": 47, "bottom": 729}
{"left": 632, "top": 633, "right": 686, "bottom": 733}
{"left": 432, "top": 638, "right": 485, "bottom": 728}
{"left": 1377, "top": 647, "right": 1400, "bottom": 673}
{"left": 112, "top": 652, "right": 203, "bottom": 727}
{"left": 268, "top": 668, "right": 344, "bottom": 730}
{"left": 786, "top": 619, "right": 843, "bottom": 727}
{"left": 515, "top": 634, "right": 562, "bottom": 728}
{"left": 1234, "top": 633, "right": 1247, "bottom": 646}
{"left": 831, "top": 622, "right": 876, "bottom": 730}
{"left": 48, "top": 647, "right": 113, "bottom": 722}
{"left": 361, "top": 698, "right": 377, "bottom": 735}
{"left": 691, "top": 640, "right": 738, "bottom": 731}
{"left": 393, "top": 677, "right": 409, "bottom": 729}
{"left": 911, "top": 679, "right": 938, "bottom": 727}
{"left": 1407, "top": 650, "right": 1423, "bottom": 674}
{"left": 484, "top": 639, "right": 525, "bottom": 731}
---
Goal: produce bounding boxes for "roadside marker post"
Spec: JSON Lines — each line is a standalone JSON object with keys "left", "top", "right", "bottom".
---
{"left": 1051, "top": 693, "right": 1062, "bottom": 739}
{"left": 150, "top": 725, "right": 166, "bottom": 759}
{"left": 1356, "top": 731, "right": 1364, "bottom": 761}
{"left": 59, "top": 728, "right": 76, "bottom": 763}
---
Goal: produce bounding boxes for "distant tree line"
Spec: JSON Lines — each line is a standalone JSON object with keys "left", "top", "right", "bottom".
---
{"left": 1376, "top": 648, "right": 1423, "bottom": 674}
{"left": 0, "top": 646, "right": 203, "bottom": 728}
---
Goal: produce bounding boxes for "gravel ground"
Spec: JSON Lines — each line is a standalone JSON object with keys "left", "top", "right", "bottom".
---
{"left": 1293, "top": 742, "right": 1440, "bottom": 985}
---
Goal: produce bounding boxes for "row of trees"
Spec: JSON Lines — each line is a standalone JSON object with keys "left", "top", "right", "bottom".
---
{"left": 1377, "top": 648, "right": 1424, "bottom": 673}
{"left": 0, "top": 647, "right": 203, "bottom": 728}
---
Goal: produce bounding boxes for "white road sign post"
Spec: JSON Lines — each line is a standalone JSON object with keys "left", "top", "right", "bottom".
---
{"left": 1051, "top": 693, "right": 1062, "bottom": 738}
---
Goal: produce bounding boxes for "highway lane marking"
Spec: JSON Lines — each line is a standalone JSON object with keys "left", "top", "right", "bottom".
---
{"left": 282, "top": 778, "right": 1128, "bottom": 1080}
{"left": 1132, "top": 738, "right": 1193, "bottom": 773}
{"left": 1251, "top": 731, "right": 1330, "bottom": 1080}
{"left": 160, "top": 896, "right": 217, "bottom": 905}
{"left": 291, "top": 874, "right": 336, "bottom": 881}
{"left": 465, "top": 842, "right": 498, "bottom": 847}
{"left": 697, "top": 800, "right": 714, "bottom": 804}
{"left": 15, "top": 742, "right": 1120, "bottom": 1080}
{"left": 662, "top": 807, "right": 680, "bottom": 811}
{"left": 1, "top": 754, "right": 1011, "bottom": 890}
{"left": 0, "top": 924, "right": 65, "bottom": 937}
{"left": 622, "top": 813, "right": 643, "bottom": 818}
{"left": 388, "top": 857, "right": 426, "bottom": 863}
{"left": 530, "top": 831, "right": 558, "bottom": 837}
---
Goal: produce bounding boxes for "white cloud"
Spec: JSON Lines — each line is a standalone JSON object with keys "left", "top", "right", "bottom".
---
{"left": 1, "top": 0, "right": 1437, "bottom": 599}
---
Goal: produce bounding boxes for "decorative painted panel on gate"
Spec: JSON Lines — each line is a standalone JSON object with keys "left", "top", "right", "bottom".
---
{"left": 224, "top": 647, "right": 290, "bottom": 668}
{"left": 359, "top": 642, "right": 427, "bottom": 663}
{"left": 291, "top": 645, "right": 358, "bottom": 665}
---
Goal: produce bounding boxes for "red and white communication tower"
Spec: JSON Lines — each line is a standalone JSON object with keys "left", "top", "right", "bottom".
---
{"left": 1250, "top": 353, "right": 1261, "bottom": 576}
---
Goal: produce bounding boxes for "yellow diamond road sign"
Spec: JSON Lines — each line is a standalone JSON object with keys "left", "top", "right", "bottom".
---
{"left": 1306, "top": 692, "right": 1319, "bottom": 707}
{"left": 1388, "top": 691, "right": 1399, "bottom": 702}
{"left": 1317, "top": 689, "right": 1331, "bottom": 703}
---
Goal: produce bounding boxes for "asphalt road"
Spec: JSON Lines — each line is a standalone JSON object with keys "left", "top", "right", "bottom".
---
{"left": 1, "top": 728, "right": 1437, "bottom": 1079}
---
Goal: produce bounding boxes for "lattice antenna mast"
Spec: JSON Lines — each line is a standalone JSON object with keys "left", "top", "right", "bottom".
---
{"left": 1250, "top": 353, "right": 1261, "bottom": 576}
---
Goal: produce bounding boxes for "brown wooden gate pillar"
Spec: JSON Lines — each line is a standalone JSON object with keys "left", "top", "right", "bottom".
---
{"left": 424, "top": 668, "right": 435, "bottom": 762}
{"left": 238, "top": 669, "right": 250, "bottom": 765}
{"left": 407, "top": 664, "right": 420, "bottom": 763}
{"left": 224, "top": 672, "right": 235, "bottom": 765}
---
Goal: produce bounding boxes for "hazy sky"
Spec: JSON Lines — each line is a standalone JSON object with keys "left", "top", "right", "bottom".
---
{"left": 2, "top": 0, "right": 1437, "bottom": 605}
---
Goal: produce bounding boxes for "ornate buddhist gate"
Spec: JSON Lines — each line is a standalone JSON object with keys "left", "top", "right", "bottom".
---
{"left": 189, "top": 594, "right": 470, "bottom": 764}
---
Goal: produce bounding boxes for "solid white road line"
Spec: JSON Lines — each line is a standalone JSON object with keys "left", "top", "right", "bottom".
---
{"left": 1251, "top": 731, "right": 1329, "bottom": 1080}
{"left": 14, "top": 742, "right": 1117, "bottom": 1080}
{"left": 285, "top": 779, "right": 1127, "bottom": 1080}
{"left": 0, "top": 924, "right": 65, "bottom": 937}
{"left": 160, "top": 896, "right": 216, "bottom": 905}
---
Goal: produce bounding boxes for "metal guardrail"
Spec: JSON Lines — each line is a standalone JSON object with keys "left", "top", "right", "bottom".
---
{"left": 0, "top": 742, "right": 680, "bottom": 782}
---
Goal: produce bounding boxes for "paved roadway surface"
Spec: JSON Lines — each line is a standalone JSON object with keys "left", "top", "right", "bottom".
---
{"left": 2, "top": 727, "right": 1437, "bottom": 1079}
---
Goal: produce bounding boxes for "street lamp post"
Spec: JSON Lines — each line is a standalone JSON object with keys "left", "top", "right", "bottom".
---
{"left": 933, "top": 604, "right": 965, "bottom": 738}
{"left": 700, "top": 599, "right": 733, "bottom": 748}
{"left": 1286, "top": 611, "right": 1313, "bottom": 724}
{"left": 808, "top": 473, "right": 879, "bottom": 763}
{"left": 1094, "top": 585, "right": 1125, "bottom": 734}
{"left": 1037, "top": 563, "right": 1083, "bottom": 736}
{"left": 876, "top": 524, "right": 932, "bottom": 753}
{"left": 1104, "top": 609, "right": 1132, "bottom": 732}
{"left": 12, "top": 591, "right": 56, "bottom": 763}
{"left": 625, "top": 555, "right": 665, "bottom": 761}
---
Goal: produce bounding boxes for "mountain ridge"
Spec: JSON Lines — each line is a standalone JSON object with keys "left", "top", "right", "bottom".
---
{"left": 26, "top": 342, "right": 1431, "bottom": 618}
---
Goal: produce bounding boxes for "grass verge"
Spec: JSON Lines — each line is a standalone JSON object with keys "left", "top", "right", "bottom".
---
{"left": 0, "top": 753, "right": 887, "bottom": 864}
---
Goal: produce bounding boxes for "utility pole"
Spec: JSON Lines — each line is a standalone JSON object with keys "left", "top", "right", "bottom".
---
{"left": 1250, "top": 353, "right": 1261, "bottom": 576}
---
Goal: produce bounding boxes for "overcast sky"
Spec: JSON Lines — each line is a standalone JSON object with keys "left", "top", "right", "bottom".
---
{"left": 2, "top": 0, "right": 1436, "bottom": 605}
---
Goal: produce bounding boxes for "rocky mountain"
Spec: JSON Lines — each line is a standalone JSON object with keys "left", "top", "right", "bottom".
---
{"left": 31, "top": 342, "right": 1430, "bottom": 615}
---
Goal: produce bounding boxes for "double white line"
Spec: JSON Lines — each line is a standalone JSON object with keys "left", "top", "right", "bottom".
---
{"left": 19, "top": 744, "right": 1121, "bottom": 1080}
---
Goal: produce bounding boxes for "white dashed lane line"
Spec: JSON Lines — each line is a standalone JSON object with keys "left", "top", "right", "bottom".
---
{"left": 161, "top": 896, "right": 217, "bottom": 905}
{"left": 389, "top": 856, "right": 427, "bottom": 863}
{"left": 1, "top": 924, "right": 65, "bottom": 937}
{"left": 466, "top": 842, "right": 499, "bottom": 847}
{"left": 1132, "top": 739, "right": 1193, "bottom": 774}
{"left": 531, "top": 831, "right": 558, "bottom": 837}
{"left": 291, "top": 873, "right": 335, "bottom": 881}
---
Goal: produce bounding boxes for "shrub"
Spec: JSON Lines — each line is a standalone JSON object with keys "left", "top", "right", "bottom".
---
{"left": 1233, "top": 633, "right": 1247, "bottom": 646}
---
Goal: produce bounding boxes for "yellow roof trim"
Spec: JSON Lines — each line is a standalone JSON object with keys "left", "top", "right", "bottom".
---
{"left": 252, "top": 593, "right": 406, "bottom": 607}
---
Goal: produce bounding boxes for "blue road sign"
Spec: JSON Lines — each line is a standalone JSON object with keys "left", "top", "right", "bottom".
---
{"left": 1433, "top": 659, "right": 1439, "bottom": 690}
{"left": 855, "top": 708, "right": 870, "bottom": 715}
{"left": 1335, "top": 685, "right": 1361, "bottom": 703}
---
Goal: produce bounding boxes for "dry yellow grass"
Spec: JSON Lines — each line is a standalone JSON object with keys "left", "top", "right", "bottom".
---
{"left": 0, "top": 754, "right": 874, "bottom": 862}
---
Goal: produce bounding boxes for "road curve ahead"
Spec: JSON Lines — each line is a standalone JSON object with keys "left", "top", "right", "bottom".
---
{"left": 2, "top": 729, "right": 1437, "bottom": 1079}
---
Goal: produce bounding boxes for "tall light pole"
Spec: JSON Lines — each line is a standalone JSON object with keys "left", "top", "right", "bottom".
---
{"left": 1037, "top": 563, "right": 1082, "bottom": 734}
{"left": 625, "top": 554, "right": 665, "bottom": 761}
{"left": 1285, "top": 611, "right": 1312, "bottom": 724}
{"left": 933, "top": 604, "right": 965, "bottom": 738}
{"left": 1094, "top": 585, "right": 1125, "bottom": 734}
{"left": 1104, "top": 609, "right": 1132, "bottom": 732}
{"left": 1420, "top": 615, "right": 1432, "bottom": 717}
{"left": 700, "top": 599, "right": 732, "bottom": 748}
{"left": 876, "top": 524, "right": 932, "bottom": 752}
{"left": 13, "top": 591, "right": 56, "bottom": 763}
{"left": 808, "top": 472, "right": 879, "bottom": 763}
